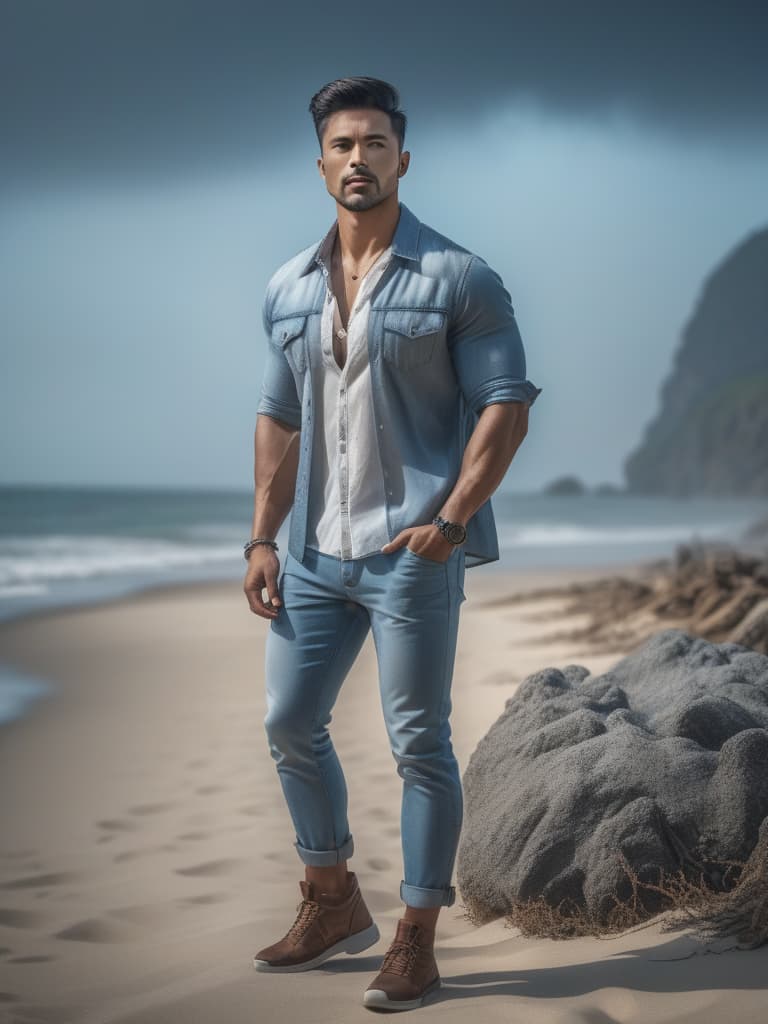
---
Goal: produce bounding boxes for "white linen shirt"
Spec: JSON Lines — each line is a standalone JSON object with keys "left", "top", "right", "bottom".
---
{"left": 305, "top": 223, "right": 394, "bottom": 560}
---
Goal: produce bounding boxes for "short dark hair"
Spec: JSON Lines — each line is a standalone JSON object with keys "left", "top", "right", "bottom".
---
{"left": 309, "top": 77, "right": 407, "bottom": 153}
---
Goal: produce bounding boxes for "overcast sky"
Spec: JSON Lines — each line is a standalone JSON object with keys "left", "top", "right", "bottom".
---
{"left": 2, "top": 0, "right": 767, "bottom": 491}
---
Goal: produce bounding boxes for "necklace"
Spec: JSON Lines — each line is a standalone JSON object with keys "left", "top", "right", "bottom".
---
{"left": 331, "top": 240, "right": 389, "bottom": 340}
{"left": 349, "top": 248, "right": 388, "bottom": 280}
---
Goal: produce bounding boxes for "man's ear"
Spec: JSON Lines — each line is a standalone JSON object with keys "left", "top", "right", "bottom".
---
{"left": 317, "top": 157, "right": 325, "bottom": 179}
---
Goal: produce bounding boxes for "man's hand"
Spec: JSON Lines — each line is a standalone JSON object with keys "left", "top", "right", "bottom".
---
{"left": 381, "top": 524, "right": 456, "bottom": 564}
{"left": 244, "top": 546, "right": 283, "bottom": 619}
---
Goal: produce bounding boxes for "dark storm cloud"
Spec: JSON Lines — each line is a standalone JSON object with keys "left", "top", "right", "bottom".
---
{"left": 2, "top": 0, "right": 766, "bottom": 194}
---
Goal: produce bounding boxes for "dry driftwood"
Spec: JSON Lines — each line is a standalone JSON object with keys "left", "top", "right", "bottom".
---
{"left": 499, "top": 540, "right": 768, "bottom": 655}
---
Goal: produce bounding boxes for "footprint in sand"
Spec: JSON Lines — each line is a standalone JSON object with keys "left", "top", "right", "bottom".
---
{"left": 6, "top": 954, "right": 55, "bottom": 964}
{"left": 174, "top": 859, "right": 241, "bottom": 878}
{"left": 10, "top": 860, "right": 46, "bottom": 874}
{"left": 176, "top": 831, "right": 210, "bottom": 841}
{"left": 96, "top": 819, "right": 137, "bottom": 833}
{"left": 127, "top": 802, "right": 176, "bottom": 816}
{"left": 0, "top": 992, "right": 20, "bottom": 1003}
{"left": 0, "top": 946, "right": 12, "bottom": 955}
{"left": 366, "top": 858, "right": 392, "bottom": 872}
{"left": 106, "top": 903, "right": 176, "bottom": 927}
{"left": 384, "top": 826, "right": 401, "bottom": 838}
{"left": 480, "top": 670, "right": 521, "bottom": 686}
{"left": 185, "top": 758, "right": 208, "bottom": 769}
{"left": 0, "top": 909, "right": 46, "bottom": 929}
{"left": 112, "top": 844, "right": 178, "bottom": 864}
{"left": 195, "top": 784, "right": 228, "bottom": 796}
{"left": 112, "top": 850, "right": 142, "bottom": 864}
{"left": 0, "top": 872, "right": 78, "bottom": 891}
{"left": 368, "top": 807, "right": 395, "bottom": 821}
{"left": 53, "top": 917, "right": 129, "bottom": 942}
{"left": 178, "top": 892, "right": 229, "bottom": 906}
{"left": 238, "top": 804, "right": 264, "bottom": 817}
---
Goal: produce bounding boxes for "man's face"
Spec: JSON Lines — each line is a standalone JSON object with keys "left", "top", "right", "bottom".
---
{"left": 317, "top": 108, "right": 409, "bottom": 213}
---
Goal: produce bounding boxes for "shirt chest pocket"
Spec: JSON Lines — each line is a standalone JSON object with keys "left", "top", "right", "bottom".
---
{"left": 273, "top": 315, "right": 308, "bottom": 374}
{"left": 381, "top": 309, "right": 446, "bottom": 370}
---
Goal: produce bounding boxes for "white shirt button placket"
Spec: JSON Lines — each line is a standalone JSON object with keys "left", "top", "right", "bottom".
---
{"left": 336, "top": 253, "right": 391, "bottom": 561}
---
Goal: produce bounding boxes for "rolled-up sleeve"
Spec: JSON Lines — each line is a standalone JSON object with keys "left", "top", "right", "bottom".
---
{"left": 448, "top": 254, "right": 542, "bottom": 415}
{"left": 256, "top": 288, "right": 303, "bottom": 430}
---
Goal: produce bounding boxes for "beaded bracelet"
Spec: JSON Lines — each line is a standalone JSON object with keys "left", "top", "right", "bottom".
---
{"left": 243, "top": 538, "right": 279, "bottom": 560}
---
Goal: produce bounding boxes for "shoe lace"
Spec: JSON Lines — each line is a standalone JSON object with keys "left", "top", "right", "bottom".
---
{"left": 285, "top": 898, "right": 320, "bottom": 942}
{"left": 381, "top": 937, "right": 420, "bottom": 975}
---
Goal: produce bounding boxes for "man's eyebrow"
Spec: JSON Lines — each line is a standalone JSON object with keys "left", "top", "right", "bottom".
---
{"left": 328, "top": 133, "right": 390, "bottom": 144}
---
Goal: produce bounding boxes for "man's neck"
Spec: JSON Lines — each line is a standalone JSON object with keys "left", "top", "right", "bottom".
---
{"left": 335, "top": 193, "right": 401, "bottom": 266}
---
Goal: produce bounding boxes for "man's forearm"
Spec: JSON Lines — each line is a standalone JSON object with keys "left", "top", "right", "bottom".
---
{"left": 437, "top": 401, "right": 529, "bottom": 526}
{"left": 251, "top": 413, "right": 301, "bottom": 540}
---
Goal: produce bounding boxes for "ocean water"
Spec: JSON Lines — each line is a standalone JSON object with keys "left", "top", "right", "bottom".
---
{"left": 0, "top": 483, "right": 766, "bottom": 726}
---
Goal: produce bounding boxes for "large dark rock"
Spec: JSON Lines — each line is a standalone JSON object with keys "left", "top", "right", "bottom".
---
{"left": 457, "top": 629, "right": 768, "bottom": 924}
{"left": 623, "top": 227, "right": 768, "bottom": 496}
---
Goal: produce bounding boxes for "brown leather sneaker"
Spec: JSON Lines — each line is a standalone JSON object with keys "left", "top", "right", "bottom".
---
{"left": 363, "top": 918, "right": 441, "bottom": 1011}
{"left": 252, "top": 870, "right": 379, "bottom": 972}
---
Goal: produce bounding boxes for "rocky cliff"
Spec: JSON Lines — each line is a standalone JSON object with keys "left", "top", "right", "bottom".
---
{"left": 624, "top": 228, "right": 768, "bottom": 496}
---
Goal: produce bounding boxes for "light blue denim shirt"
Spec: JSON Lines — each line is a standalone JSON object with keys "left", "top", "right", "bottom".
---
{"left": 257, "top": 200, "right": 542, "bottom": 569}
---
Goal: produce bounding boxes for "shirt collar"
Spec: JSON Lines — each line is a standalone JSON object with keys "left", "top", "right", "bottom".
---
{"left": 299, "top": 200, "right": 421, "bottom": 277}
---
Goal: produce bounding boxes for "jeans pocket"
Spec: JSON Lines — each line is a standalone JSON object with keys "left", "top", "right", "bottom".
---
{"left": 402, "top": 546, "right": 446, "bottom": 568}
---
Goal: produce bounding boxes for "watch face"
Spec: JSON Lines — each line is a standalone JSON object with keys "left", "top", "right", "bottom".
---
{"left": 447, "top": 523, "right": 466, "bottom": 544}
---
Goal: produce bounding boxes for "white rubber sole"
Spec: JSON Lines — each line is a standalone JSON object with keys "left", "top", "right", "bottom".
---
{"left": 363, "top": 974, "right": 441, "bottom": 1011}
{"left": 252, "top": 920, "right": 380, "bottom": 973}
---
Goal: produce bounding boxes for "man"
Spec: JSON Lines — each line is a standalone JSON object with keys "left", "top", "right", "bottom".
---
{"left": 245, "top": 76, "right": 541, "bottom": 1011}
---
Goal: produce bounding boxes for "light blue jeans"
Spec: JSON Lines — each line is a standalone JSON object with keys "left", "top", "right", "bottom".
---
{"left": 263, "top": 542, "right": 467, "bottom": 908}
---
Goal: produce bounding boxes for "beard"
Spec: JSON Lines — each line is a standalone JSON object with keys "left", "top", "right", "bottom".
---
{"left": 333, "top": 181, "right": 386, "bottom": 213}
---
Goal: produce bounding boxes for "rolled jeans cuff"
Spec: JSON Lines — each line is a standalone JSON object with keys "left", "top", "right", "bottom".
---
{"left": 294, "top": 834, "right": 354, "bottom": 866}
{"left": 400, "top": 880, "right": 456, "bottom": 908}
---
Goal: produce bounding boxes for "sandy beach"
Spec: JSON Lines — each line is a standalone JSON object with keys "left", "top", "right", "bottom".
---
{"left": 1, "top": 561, "right": 766, "bottom": 1024}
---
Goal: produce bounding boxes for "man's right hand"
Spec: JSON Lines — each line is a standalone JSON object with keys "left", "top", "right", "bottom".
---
{"left": 244, "top": 546, "right": 283, "bottom": 619}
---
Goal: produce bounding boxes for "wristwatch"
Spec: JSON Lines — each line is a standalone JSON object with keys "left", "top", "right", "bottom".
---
{"left": 432, "top": 515, "right": 467, "bottom": 545}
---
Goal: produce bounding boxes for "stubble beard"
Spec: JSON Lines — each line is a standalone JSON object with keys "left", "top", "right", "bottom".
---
{"left": 334, "top": 180, "right": 386, "bottom": 213}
